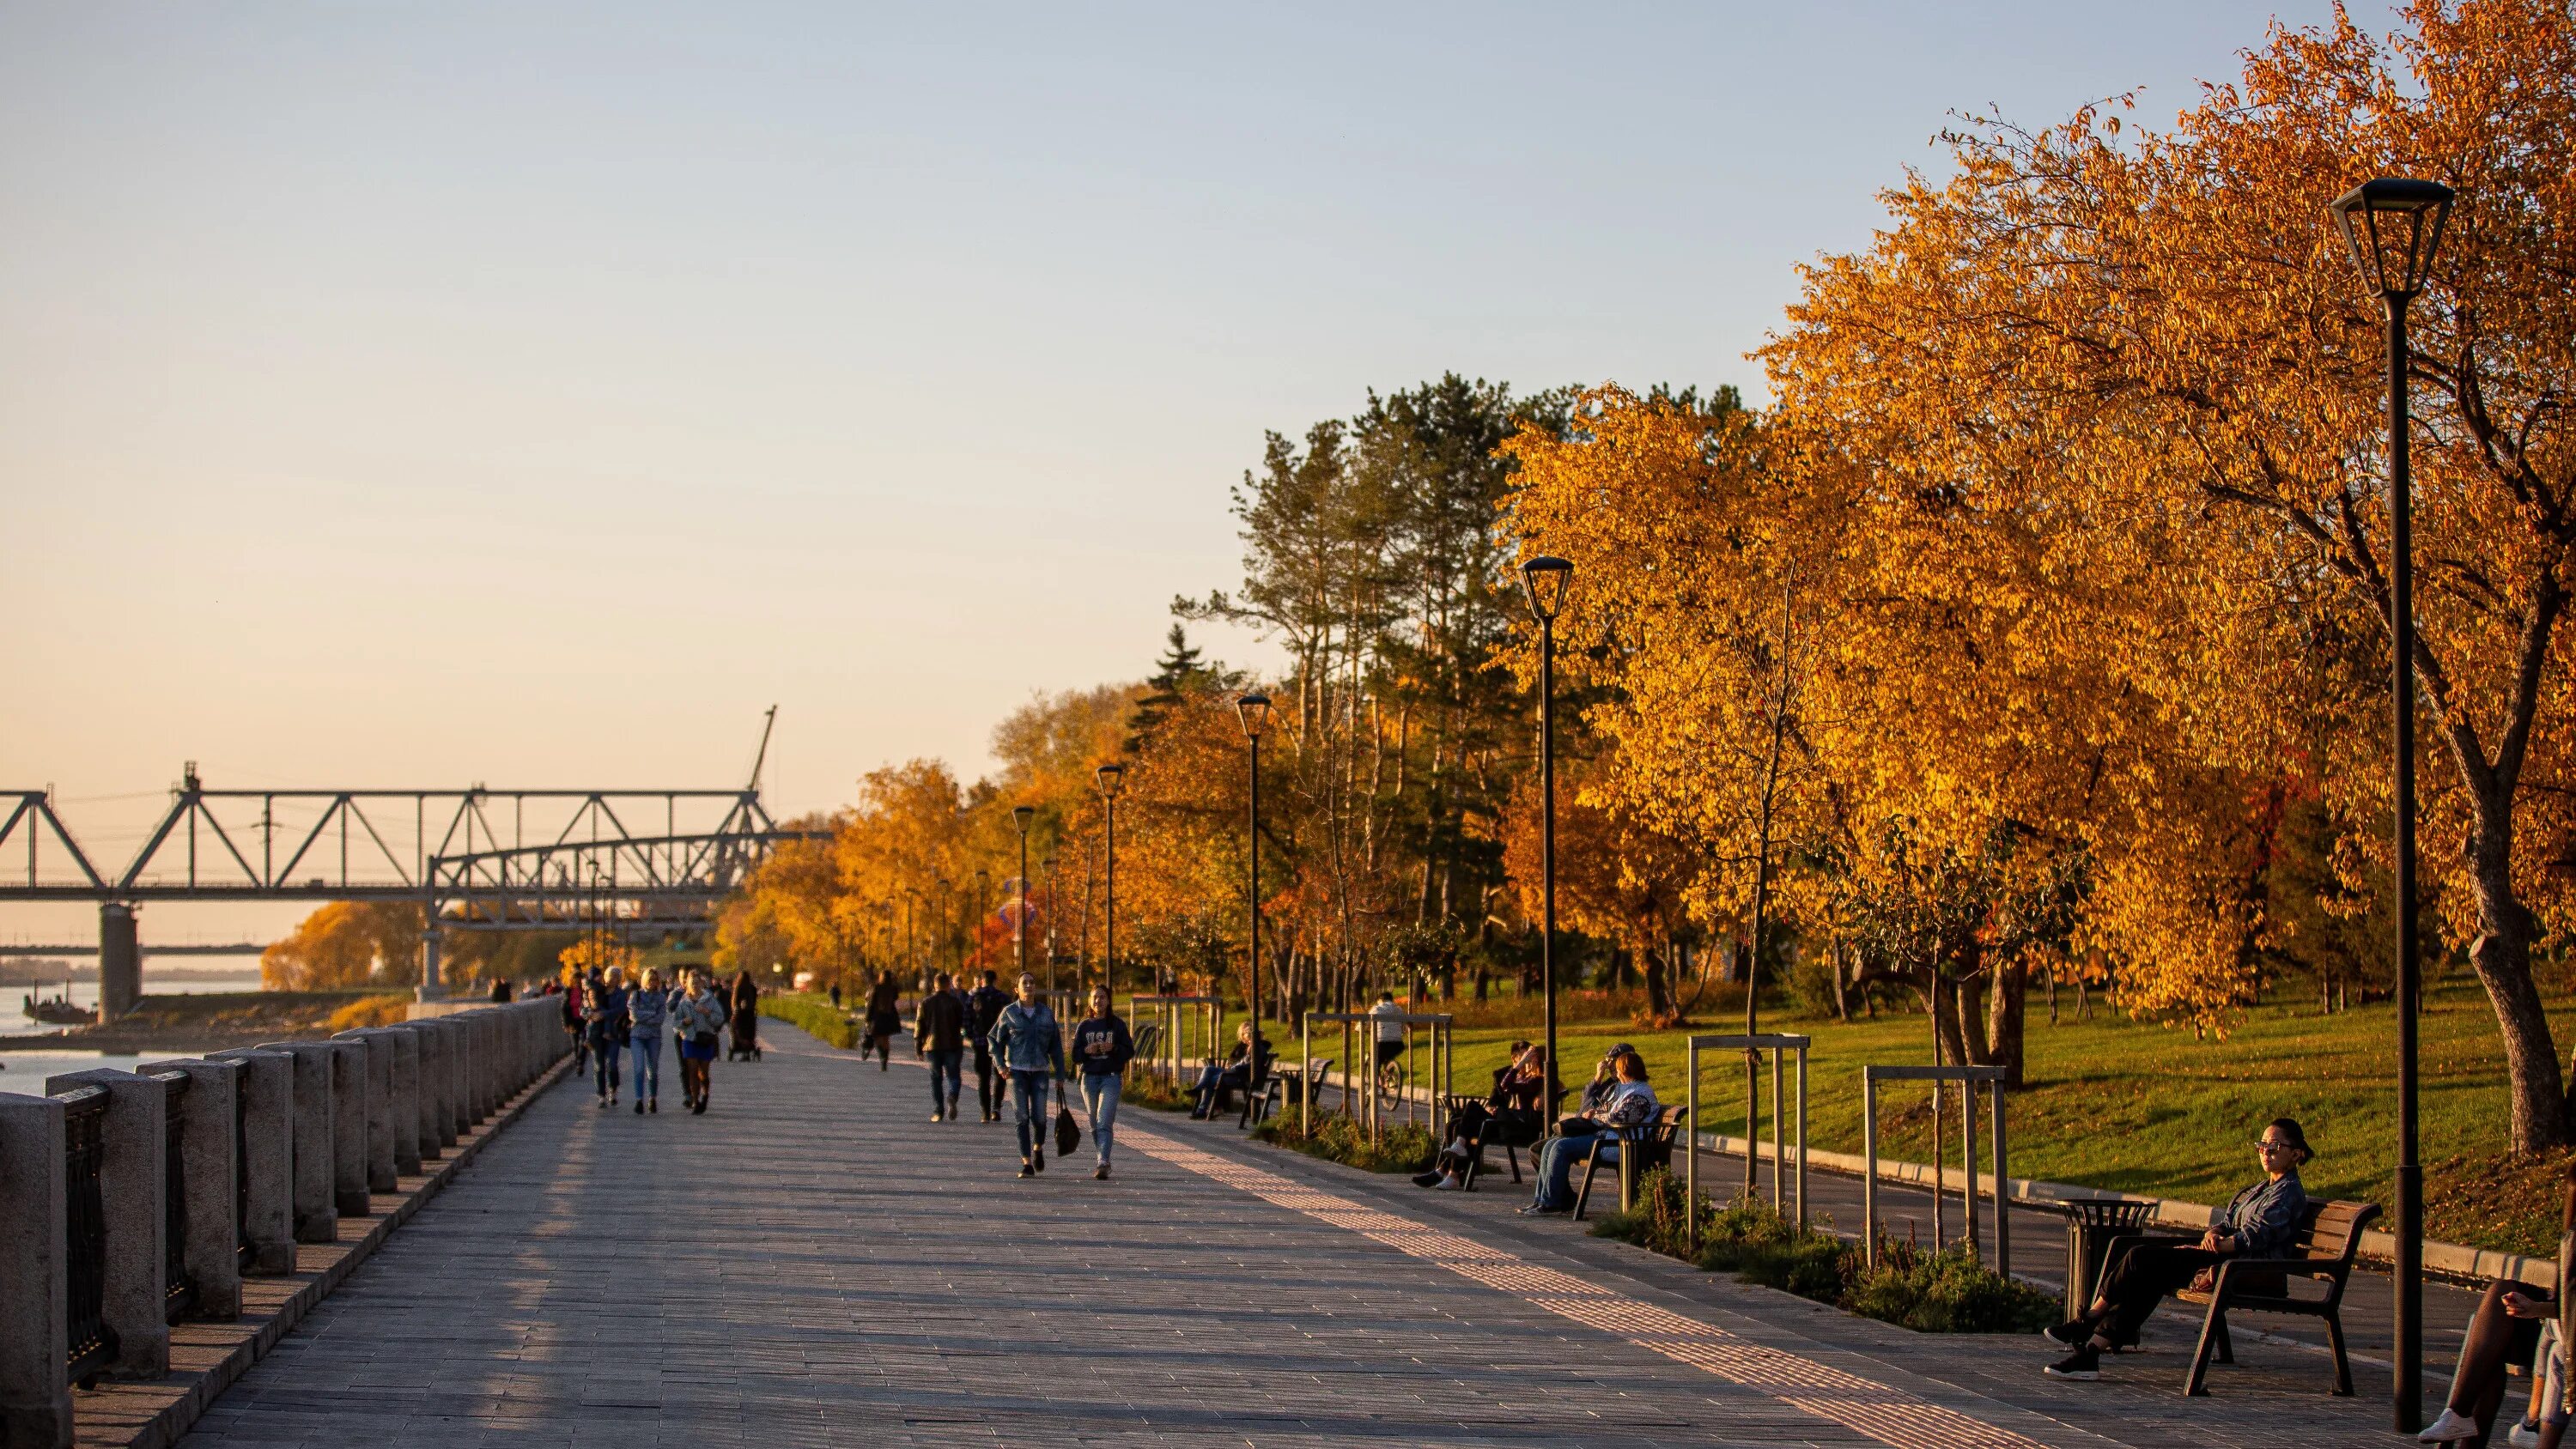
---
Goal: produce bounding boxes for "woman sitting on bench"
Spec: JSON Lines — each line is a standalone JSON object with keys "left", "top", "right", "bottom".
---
{"left": 1413, "top": 1042, "right": 1548, "bottom": 1190}
{"left": 1520, "top": 1048, "right": 1656, "bottom": 1216}
{"left": 1188, "top": 1022, "right": 1272, "bottom": 1119}
{"left": 2042, "top": 1118, "right": 2311, "bottom": 1380}
{"left": 2415, "top": 1161, "right": 2576, "bottom": 1445}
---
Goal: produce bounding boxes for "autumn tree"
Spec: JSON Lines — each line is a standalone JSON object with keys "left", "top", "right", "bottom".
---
{"left": 261, "top": 901, "right": 423, "bottom": 991}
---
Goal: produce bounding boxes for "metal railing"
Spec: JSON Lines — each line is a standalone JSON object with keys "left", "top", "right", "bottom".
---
{"left": 61, "top": 1086, "right": 115, "bottom": 1388}
{"left": 1300, "top": 1009, "right": 1455, "bottom": 1143}
{"left": 155, "top": 1070, "right": 197, "bottom": 1323}
{"left": 1683, "top": 1033, "right": 1812, "bottom": 1249}
{"left": 1860, "top": 1063, "right": 2011, "bottom": 1280}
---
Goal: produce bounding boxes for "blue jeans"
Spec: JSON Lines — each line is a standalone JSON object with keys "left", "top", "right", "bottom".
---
{"left": 1080, "top": 1074, "right": 1121, "bottom": 1167}
{"left": 1533, "top": 1134, "right": 1617, "bottom": 1210}
{"left": 628, "top": 1034, "right": 660, "bottom": 1100}
{"left": 1012, "top": 1070, "right": 1055, "bottom": 1159}
{"left": 927, "top": 1049, "right": 963, "bottom": 1113}
{"left": 591, "top": 1034, "right": 621, "bottom": 1096}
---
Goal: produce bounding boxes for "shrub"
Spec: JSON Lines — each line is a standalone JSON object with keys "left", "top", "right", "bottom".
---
{"left": 763, "top": 992, "right": 857, "bottom": 1050}
{"left": 1590, "top": 1169, "right": 2055, "bottom": 1334}
{"left": 1122, "top": 1071, "right": 1195, "bottom": 1113}
{"left": 326, "top": 994, "right": 412, "bottom": 1033}
{"left": 1250, "top": 1113, "right": 1438, "bottom": 1173}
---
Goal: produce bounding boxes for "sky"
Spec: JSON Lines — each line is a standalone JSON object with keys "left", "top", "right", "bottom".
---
{"left": 0, "top": 1, "right": 2387, "bottom": 947}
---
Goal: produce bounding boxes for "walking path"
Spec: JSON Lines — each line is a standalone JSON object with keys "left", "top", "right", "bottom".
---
{"left": 180, "top": 1023, "right": 2413, "bottom": 1446}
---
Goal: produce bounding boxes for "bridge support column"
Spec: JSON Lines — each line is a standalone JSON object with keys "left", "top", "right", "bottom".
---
{"left": 208, "top": 1048, "right": 297, "bottom": 1271}
{"left": 415, "top": 922, "right": 446, "bottom": 1002}
{"left": 99, "top": 902, "right": 139, "bottom": 1022}
{"left": 255, "top": 1042, "right": 337, "bottom": 1242}
{"left": 42, "top": 1070, "right": 167, "bottom": 1380}
{"left": 0, "top": 1094, "right": 70, "bottom": 1449}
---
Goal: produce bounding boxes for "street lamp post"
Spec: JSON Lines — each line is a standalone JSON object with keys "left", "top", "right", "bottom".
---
{"left": 1012, "top": 806, "right": 1035, "bottom": 989}
{"left": 2330, "top": 174, "right": 2453, "bottom": 1435}
{"left": 1236, "top": 692, "right": 1272, "bottom": 1047}
{"left": 1096, "top": 763, "right": 1126, "bottom": 998}
{"left": 1522, "top": 555, "right": 1574, "bottom": 1123}
{"left": 975, "top": 867, "right": 990, "bottom": 983}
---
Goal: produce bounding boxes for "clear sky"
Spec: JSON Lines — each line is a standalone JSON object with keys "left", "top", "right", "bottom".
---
{"left": 0, "top": 1, "right": 2379, "bottom": 945}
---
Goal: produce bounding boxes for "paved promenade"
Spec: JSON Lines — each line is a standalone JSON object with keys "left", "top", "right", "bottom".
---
{"left": 181, "top": 1023, "right": 2408, "bottom": 1447}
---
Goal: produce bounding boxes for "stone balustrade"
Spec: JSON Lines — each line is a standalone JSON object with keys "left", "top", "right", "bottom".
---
{"left": 0, "top": 997, "right": 567, "bottom": 1449}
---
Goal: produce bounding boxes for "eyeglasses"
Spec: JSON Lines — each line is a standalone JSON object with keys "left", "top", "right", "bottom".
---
{"left": 2255, "top": 1139, "right": 2298, "bottom": 1154}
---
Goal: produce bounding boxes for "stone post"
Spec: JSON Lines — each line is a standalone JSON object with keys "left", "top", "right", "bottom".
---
{"left": 475, "top": 1010, "right": 500, "bottom": 1119}
{"left": 0, "top": 1091, "right": 71, "bottom": 1449}
{"left": 397, "top": 1022, "right": 445, "bottom": 1160}
{"left": 331, "top": 1030, "right": 397, "bottom": 1193}
{"left": 206, "top": 1048, "right": 295, "bottom": 1272}
{"left": 44, "top": 1070, "right": 167, "bottom": 1379}
{"left": 137, "top": 1058, "right": 245, "bottom": 1319}
{"left": 319, "top": 1038, "right": 369, "bottom": 1216}
{"left": 376, "top": 1029, "right": 422, "bottom": 1175}
{"left": 425, "top": 1017, "right": 462, "bottom": 1146}
{"left": 254, "top": 1042, "right": 337, "bottom": 1242}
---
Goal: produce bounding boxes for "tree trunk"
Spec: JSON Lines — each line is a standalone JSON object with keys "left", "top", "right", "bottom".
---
{"left": 1930, "top": 977, "right": 1969, "bottom": 1069}
{"left": 2466, "top": 810, "right": 2568, "bottom": 1152}
{"left": 1984, "top": 957, "right": 2026, "bottom": 1087}
{"left": 1953, "top": 976, "right": 1992, "bottom": 1068}
{"left": 1642, "top": 944, "right": 1674, "bottom": 1024}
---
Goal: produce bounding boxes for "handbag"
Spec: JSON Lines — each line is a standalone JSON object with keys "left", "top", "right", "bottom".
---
{"left": 1054, "top": 1083, "right": 1081, "bottom": 1157}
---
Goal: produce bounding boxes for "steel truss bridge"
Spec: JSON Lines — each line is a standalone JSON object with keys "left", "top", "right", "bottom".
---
{"left": 0, "top": 767, "right": 822, "bottom": 1006}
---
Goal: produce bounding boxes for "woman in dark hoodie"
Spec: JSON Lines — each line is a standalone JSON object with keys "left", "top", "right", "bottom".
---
{"left": 1069, "top": 985, "right": 1135, "bottom": 1179}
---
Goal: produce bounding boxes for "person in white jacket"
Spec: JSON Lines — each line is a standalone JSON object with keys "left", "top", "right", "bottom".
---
{"left": 668, "top": 968, "right": 731, "bottom": 1116}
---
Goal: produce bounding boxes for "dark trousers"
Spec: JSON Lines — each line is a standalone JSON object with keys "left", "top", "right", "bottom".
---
{"left": 926, "top": 1048, "right": 963, "bottom": 1111}
{"left": 972, "top": 1046, "right": 999, "bottom": 1118}
{"left": 2091, "top": 1242, "right": 2223, "bottom": 1343}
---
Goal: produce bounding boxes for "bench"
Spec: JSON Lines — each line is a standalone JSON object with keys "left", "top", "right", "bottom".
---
{"left": 1573, "top": 1106, "right": 1690, "bottom": 1220}
{"left": 2099, "top": 1198, "right": 2380, "bottom": 1397}
{"left": 1443, "top": 1095, "right": 1543, "bottom": 1189}
{"left": 1244, "top": 1058, "right": 1334, "bottom": 1128}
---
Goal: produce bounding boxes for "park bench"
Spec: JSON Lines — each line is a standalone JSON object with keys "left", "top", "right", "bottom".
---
{"left": 1243, "top": 1058, "right": 1333, "bottom": 1128}
{"left": 1573, "top": 1106, "right": 1690, "bottom": 1220}
{"left": 2099, "top": 1198, "right": 2380, "bottom": 1397}
{"left": 1442, "top": 1094, "right": 1544, "bottom": 1190}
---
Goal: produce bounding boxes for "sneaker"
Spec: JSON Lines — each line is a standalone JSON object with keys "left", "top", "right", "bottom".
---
{"left": 2507, "top": 1420, "right": 2543, "bottom": 1449}
{"left": 633, "top": 1100, "right": 643, "bottom": 1115}
{"left": 1516, "top": 1204, "right": 1564, "bottom": 1216}
{"left": 2417, "top": 1408, "right": 2482, "bottom": 1443}
{"left": 1433, "top": 1176, "right": 1461, "bottom": 1191}
{"left": 1017, "top": 1162, "right": 1035, "bottom": 1179}
{"left": 931, "top": 1110, "right": 944, "bottom": 1123}
{"left": 2042, "top": 1321, "right": 2091, "bottom": 1350}
{"left": 691, "top": 1099, "right": 707, "bottom": 1115}
{"left": 1412, "top": 1172, "right": 1444, "bottom": 1188}
{"left": 1033, "top": 1148, "right": 1045, "bottom": 1173}
{"left": 2043, "top": 1347, "right": 2100, "bottom": 1380}
{"left": 1094, "top": 1165, "right": 1109, "bottom": 1180}
{"left": 648, "top": 1098, "right": 657, "bottom": 1113}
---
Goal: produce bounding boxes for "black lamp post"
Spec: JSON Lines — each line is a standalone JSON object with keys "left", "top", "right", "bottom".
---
{"left": 1012, "top": 806, "right": 1035, "bottom": 988}
{"left": 974, "top": 867, "right": 991, "bottom": 982}
{"left": 1096, "top": 763, "right": 1126, "bottom": 996}
{"left": 2330, "top": 174, "right": 2453, "bottom": 1434}
{"left": 1236, "top": 691, "right": 1272, "bottom": 1046}
{"left": 1522, "top": 554, "right": 1573, "bottom": 1124}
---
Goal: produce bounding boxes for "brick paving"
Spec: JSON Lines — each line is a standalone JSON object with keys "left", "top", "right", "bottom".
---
{"left": 179, "top": 1023, "right": 2416, "bottom": 1447}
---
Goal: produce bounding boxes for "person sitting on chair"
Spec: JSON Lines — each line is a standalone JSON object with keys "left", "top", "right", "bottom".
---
{"left": 2041, "top": 1118, "right": 2311, "bottom": 1380}
{"left": 1520, "top": 1050, "right": 1656, "bottom": 1216}
{"left": 1189, "top": 1022, "right": 1272, "bottom": 1119}
{"left": 1415, "top": 1041, "right": 1546, "bottom": 1190}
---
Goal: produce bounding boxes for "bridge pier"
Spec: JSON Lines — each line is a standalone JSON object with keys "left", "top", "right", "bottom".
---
{"left": 415, "top": 922, "right": 445, "bottom": 1002}
{"left": 99, "top": 903, "right": 138, "bottom": 1022}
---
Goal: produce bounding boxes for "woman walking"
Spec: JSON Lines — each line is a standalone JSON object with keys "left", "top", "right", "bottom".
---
{"left": 671, "top": 968, "right": 731, "bottom": 1114}
{"left": 727, "top": 969, "right": 762, "bottom": 1061}
{"left": 987, "top": 973, "right": 1068, "bottom": 1178}
{"left": 625, "top": 967, "right": 669, "bottom": 1114}
{"left": 1068, "top": 985, "right": 1134, "bottom": 1179}
{"left": 586, "top": 966, "right": 630, "bottom": 1109}
{"left": 866, "top": 971, "right": 903, "bottom": 1071}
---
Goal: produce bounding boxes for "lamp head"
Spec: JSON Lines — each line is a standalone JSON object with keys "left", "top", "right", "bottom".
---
{"left": 1236, "top": 689, "right": 1272, "bottom": 740}
{"left": 1012, "top": 804, "right": 1035, "bottom": 832}
{"left": 1095, "top": 761, "right": 1127, "bottom": 798}
{"left": 1522, "top": 555, "right": 1574, "bottom": 622}
{"left": 2330, "top": 177, "right": 2454, "bottom": 300}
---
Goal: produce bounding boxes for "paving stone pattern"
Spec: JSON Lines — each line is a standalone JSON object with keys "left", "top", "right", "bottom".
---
{"left": 181, "top": 1023, "right": 2412, "bottom": 1447}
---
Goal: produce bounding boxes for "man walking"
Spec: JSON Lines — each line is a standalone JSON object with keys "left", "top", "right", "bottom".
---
{"left": 987, "top": 973, "right": 1068, "bottom": 1179}
{"left": 966, "top": 969, "right": 1011, "bottom": 1124}
{"left": 914, "top": 970, "right": 968, "bottom": 1122}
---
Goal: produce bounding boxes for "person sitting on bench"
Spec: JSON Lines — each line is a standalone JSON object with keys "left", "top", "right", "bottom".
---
{"left": 1414, "top": 1041, "right": 1547, "bottom": 1190}
{"left": 1553, "top": 1043, "right": 1635, "bottom": 1140}
{"left": 2416, "top": 1161, "right": 2576, "bottom": 1444}
{"left": 1521, "top": 1049, "right": 1656, "bottom": 1216}
{"left": 2042, "top": 1118, "right": 2312, "bottom": 1380}
{"left": 1188, "top": 1022, "right": 1272, "bottom": 1119}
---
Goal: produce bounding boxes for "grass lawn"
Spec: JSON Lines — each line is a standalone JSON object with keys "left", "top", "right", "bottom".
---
{"left": 1234, "top": 978, "right": 2576, "bottom": 1257}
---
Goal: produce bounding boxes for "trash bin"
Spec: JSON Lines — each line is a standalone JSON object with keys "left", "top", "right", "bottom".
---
{"left": 2057, "top": 1199, "right": 2163, "bottom": 1318}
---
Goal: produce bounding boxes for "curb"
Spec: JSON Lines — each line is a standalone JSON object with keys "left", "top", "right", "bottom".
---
{"left": 79, "top": 1055, "right": 574, "bottom": 1449}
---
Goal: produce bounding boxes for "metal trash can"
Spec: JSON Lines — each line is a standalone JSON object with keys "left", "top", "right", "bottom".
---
{"left": 2057, "top": 1199, "right": 2162, "bottom": 1318}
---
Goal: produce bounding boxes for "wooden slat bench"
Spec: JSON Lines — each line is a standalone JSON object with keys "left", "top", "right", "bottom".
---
{"left": 2099, "top": 1198, "right": 2380, "bottom": 1397}
{"left": 1573, "top": 1106, "right": 1690, "bottom": 1220}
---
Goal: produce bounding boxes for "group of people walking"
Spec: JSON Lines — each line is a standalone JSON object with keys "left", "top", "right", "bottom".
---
{"left": 892, "top": 970, "right": 1134, "bottom": 1179}
{"left": 556, "top": 964, "right": 760, "bottom": 1115}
